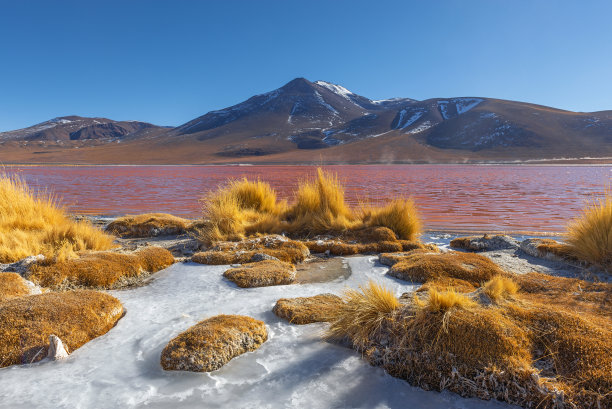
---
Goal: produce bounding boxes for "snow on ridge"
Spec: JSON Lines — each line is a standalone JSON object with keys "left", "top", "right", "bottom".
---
{"left": 395, "top": 109, "right": 425, "bottom": 129}
{"left": 406, "top": 121, "right": 434, "bottom": 134}
{"left": 314, "top": 91, "right": 339, "bottom": 115}
{"left": 372, "top": 97, "right": 405, "bottom": 105}
{"left": 455, "top": 98, "right": 483, "bottom": 114}
{"left": 314, "top": 80, "right": 354, "bottom": 101}
{"left": 438, "top": 101, "right": 450, "bottom": 119}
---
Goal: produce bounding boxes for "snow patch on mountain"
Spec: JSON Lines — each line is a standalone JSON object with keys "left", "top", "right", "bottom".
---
{"left": 313, "top": 91, "right": 339, "bottom": 115}
{"left": 396, "top": 109, "right": 426, "bottom": 129}
{"left": 455, "top": 98, "right": 483, "bottom": 114}
{"left": 314, "top": 81, "right": 354, "bottom": 101}
{"left": 407, "top": 121, "right": 434, "bottom": 134}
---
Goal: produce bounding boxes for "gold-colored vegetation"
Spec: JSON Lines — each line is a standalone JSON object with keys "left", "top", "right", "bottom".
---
{"left": 328, "top": 275, "right": 612, "bottom": 408}
{"left": 567, "top": 191, "right": 612, "bottom": 270}
{"left": 223, "top": 260, "right": 296, "bottom": 288}
{"left": 327, "top": 280, "right": 400, "bottom": 349}
{"left": 160, "top": 314, "right": 267, "bottom": 372}
{"left": 483, "top": 275, "right": 519, "bottom": 302}
{"left": 192, "top": 236, "right": 309, "bottom": 265}
{"left": 198, "top": 168, "right": 421, "bottom": 245}
{"left": 0, "top": 273, "right": 37, "bottom": 302}
{"left": 389, "top": 251, "right": 507, "bottom": 284}
{"left": 0, "top": 290, "right": 123, "bottom": 367}
{"left": 273, "top": 294, "right": 343, "bottom": 324}
{"left": 0, "top": 174, "right": 114, "bottom": 263}
{"left": 27, "top": 246, "right": 174, "bottom": 289}
{"left": 535, "top": 238, "right": 578, "bottom": 261}
{"left": 105, "top": 213, "right": 192, "bottom": 238}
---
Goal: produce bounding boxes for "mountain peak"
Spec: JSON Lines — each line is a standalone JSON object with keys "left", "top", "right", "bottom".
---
{"left": 279, "top": 77, "right": 315, "bottom": 93}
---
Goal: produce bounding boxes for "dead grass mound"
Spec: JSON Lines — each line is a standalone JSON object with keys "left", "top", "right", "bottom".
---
{"left": 106, "top": 213, "right": 191, "bottom": 238}
{"left": 0, "top": 290, "right": 123, "bottom": 367}
{"left": 28, "top": 246, "right": 174, "bottom": 289}
{"left": 328, "top": 275, "right": 612, "bottom": 408}
{"left": 389, "top": 251, "right": 507, "bottom": 284}
{"left": 415, "top": 277, "right": 477, "bottom": 294}
{"left": 223, "top": 260, "right": 296, "bottom": 288}
{"left": 0, "top": 174, "right": 114, "bottom": 263}
{"left": 567, "top": 191, "right": 612, "bottom": 270}
{"left": 305, "top": 238, "right": 435, "bottom": 257}
{"left": 192, "top": 236, "right": 309, "bottom": 265}
{"left": 161, "top": 314, "right": 267, "bottom": 372}
{"left": 273, "top": 294, "right": 342, "bottom": 324}
{"left": 0, "top": 273, "right": 39, "bottom": 302}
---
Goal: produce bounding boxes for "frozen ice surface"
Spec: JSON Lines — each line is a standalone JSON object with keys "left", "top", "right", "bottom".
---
{"left": 0, "top": 253, "right": 515, "bottom": 409}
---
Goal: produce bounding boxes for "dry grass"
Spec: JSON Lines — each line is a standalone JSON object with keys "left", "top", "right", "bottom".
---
{"left": 328, "top": 272, "right": 612, "bottom": 408}
{"left": 223, "top": 260, "right": 296, "bottom": 288}
{"left": 483, "top": 276, "right": 519, "bottom": 302}
{"left": 360, "top": 199, "right": 421, "bottom": 241}
{"left": 198, "top": 168, "right": 423, "bottom": 245}
{"left": 0, "top": 290, "right": 123, "bottom": 367}
{"left": 284, "top": 168, "right": 358, "bottom": 236}
{"left": 273, "top": 293, "right": 343, "bottom": 324}
{"left": 27, "top": 246, "right": 174, "bottom": 289}
{"left": 415, "top": 277, "right": 477, "bottom": 294}
{"left": 567, "top": 191, "right": 612, "bottom": 270}
{"left": 199, "top": 178, "right": 284, "bottom": 245}
{"left": 160, "top": 314, "right": 267, "bottom": 372}
{"left": 389, "top": 251, "right": 507, "bottom": 284}
{"left": 106, "top": 213, "right": 191, "bottom": 238}
{"left": 0, "top": 273, "right": 37, "bottom": 302}
{"left": 0, "top": 174, "right": 114, "bottom": 263}
{"left": 327, "top": 280, "right": 400, "bottom": 349}
{"left": 535, "top": 238, "right": 579, "bottom": 261}
{"left": 192, "top": 236, "right": 309, "bottom": 265}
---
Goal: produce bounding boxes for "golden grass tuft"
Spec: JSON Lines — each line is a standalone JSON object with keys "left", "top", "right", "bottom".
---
{"left": 160, "top": 314, "right": 267, "bottom": 372}
{"left": 223, "top": 260, "right": 296, "bottom": 288}
{"left": 327, "top": 280, "right": 400, "bottom": 348}
{"left": 273, "top": 293, "right": 343, "bottom": 324}
{"left": 0, "top": 273, "right": 37, "bottom": 302}
{"left": 483, "top": 276, "right": 519, "bottom": 302}
{"left": 0, "top": 290, "right": 123, "bottom": 367}
{"left": 0, "top": 174, "right": 114, "bottom": 263}
{"left": 566, "top": 191, "right": 612, "bottom": 270}
{"left": 198, "top": 168, "right": 423, "bottom": 245}
{"left": 419, "top": 288, "right": 477, "bottom": 312}
{"left": 360, "top": 199, "right": 421, "bottom": 241}
{"left": 200, "top": 178, "right": 285, "bottom": 245}
{"left": 27, "top": 246, "right": 174, "bottom": 289}
{"left": 284, "top": 168, "right": 357, "bottom": 236}
{"left": 192, "top": 236, "right": 309, "bottom": 265}
{"left": 389, "top": 251, "right": 507, "bottom": 284}
{"left": 105, "top": 213, "right": 191, "bottom": 238}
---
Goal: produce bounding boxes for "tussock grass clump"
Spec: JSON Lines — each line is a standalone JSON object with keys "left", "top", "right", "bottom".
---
{"left": 198, "top": 168, "right": 422, "bottom": 246}
{"left": 535, "top": 238, "right": 578, "bottom": 261}
{"left": 200, "top": 178, "right": 285, "bottom": 245}
{"left": 567, "top": 191, "right": 612, "bottom": 270}
{"left": 415, "top": 277, "right": 477, "bottom": 294}
{"left": 327, "top": 281, "right": 400, "bottom": 348}
{"left": 0, "top": 290, "right": 123, "bottom": 367}
{"left": 360, "top": 199, "right": 421, "bottom": 241}
{"left": 0, "top": 174, "right": 114, "bottom": 263}
{"left": 0, "top": 273, "right": 38, "bottom": 302}
{"left": 27, "top": 246, "right": 174, "bottom": 289}
{"left": 273, "top": 293, "right": 343, "bottom": 324}
{"left": 389, "top": 251, "right": 507, "bottom": 284}
{"left": 330, "top": 273, "right": 612, "bottom": 408}
{"left": 285, "top": 169, "right": 357, "bottom": 236}
{"left": 161, "top": 314, "right": 267, "bottom": 372}
{"left": 106, "top": 213, "right": 191, "bottom": 238}
{"left": 223, "top": 260, "right": 296, "bottom": 288}
{"left": 483, "top": 276, "right": 519, "bottom": 302}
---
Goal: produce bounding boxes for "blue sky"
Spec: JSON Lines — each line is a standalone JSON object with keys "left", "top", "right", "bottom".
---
{"left": 1, "top": 0, "right": 611, "bottom": 130}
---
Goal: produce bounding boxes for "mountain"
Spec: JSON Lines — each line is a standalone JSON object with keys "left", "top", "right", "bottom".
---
{"left": 0, "top": 79, "right": 611, "bottom": 164}
{"left": 0, "top": 116, "right": 166, "bottom": 141}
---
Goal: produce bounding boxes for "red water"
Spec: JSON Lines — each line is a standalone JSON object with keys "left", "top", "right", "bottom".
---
{"left": 4, "top": 165, "right": 611, "bottom": 233}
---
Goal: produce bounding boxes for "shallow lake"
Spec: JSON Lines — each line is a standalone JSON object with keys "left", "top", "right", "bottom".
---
{"left": 4, "top": 164, "right": 611, "bottom": 233}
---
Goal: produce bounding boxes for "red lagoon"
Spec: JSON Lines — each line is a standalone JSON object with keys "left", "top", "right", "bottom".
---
{"left": 5, "top": 165, "right": 611, "bottom": 234}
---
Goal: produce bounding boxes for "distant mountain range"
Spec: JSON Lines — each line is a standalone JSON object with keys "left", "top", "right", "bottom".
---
{"left": 1, "top": 78, "right": 611, "bottom": 164}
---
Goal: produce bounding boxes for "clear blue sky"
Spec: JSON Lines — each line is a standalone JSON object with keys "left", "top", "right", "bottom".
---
{"left": 1, "top": 0, "right": 611, "bottom": 131}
